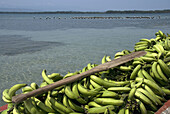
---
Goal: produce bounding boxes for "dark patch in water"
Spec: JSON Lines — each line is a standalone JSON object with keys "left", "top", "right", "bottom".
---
{"left": 0, "top": 35, "right": 65, "bottom": 56}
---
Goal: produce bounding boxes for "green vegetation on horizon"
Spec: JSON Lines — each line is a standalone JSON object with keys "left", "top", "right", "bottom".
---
{"left": 0, "top": 9, "right": 170, "bottom": 14}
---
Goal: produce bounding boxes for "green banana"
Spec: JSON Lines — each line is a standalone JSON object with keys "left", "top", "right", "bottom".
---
{"left": 88, "top": 101, "right": 102, "bottom": 107}
{"left": 79, "top": 67, "right": 87, "bottom": 73}
{"left": 133, "top": 80, "right": 143, "bottom": 88}
{"left": 68, "top": 98, "right": 84, "bottom": 112}
{"left": 135, "top": 41, "right": 149, "bottom": 45}
{"left": 48, "top": 73, "right": 63, "bottom": 82}
{"left": 153, "top": 43, "right": 165, "bottom": 54}
{"left": 135, "top": 46, "right": 147, "bottom": 51}
{"left": 156, "top": 95, "right": 167, "bottom": 102}
{"left": 84, "top": 105, "right": 89, "bottom": 110}
{"left": 42, "top": 69, "right": 54, "bottom": 84}
{"left": 24, "top": 98, "right": 43, "bottom": 114}
{"left": 149, "top": 103, "right": 158, "bottom": 112}
{"left": 144, "top": 52, "right": 158, "bottom": 58}
{"left": 108, "top": 80, "right": 130, "bottom": 86}
{"left": 161, "top": 87, "right": 170, "bottom": 95}
{"left": 141, "top": 68, "right": 156, "bottom": 83}
{"left": 132, "top": 60, "right": 144, "bottom": 66}
{"left": 22, "top": 86, "right": 34, "bottom": 93}
{"left": 106, "top": 56, "right": 112, "bottom": 62}
{"left": 30, "top": 82, "right": 38, "bottom": 90}
{"left": 107, "top": 107, "right": 116, "bottom": 114}
{"left": 137, "top": 88, "right": 158, "bottom": 105}
{"left": 156, "top": 63, "right": 168, "bottom": 82}
{"left": 77, "top": 81, "right": 102, "bottom": 96}
{"left": 130, "top": 64, "right": 141, "bottom": 79}
{"left": 128, "top": 87, "right": 137, "bottom": 100}
{"left": 13, "top": 105, "right": 21, "bottom": 114}
{"left": 48, "top": 95, "right": 73, "bottom": 113}
{"left": 164, "top": 37, "right": 170, "bottom": 50}
{"left": 34, "top": 97, "right": 56, "bottom": 113}
{"left": 133, "top": 57, "right": 145, "bottom": 63}
{"left": 17, "top": 104, "right": 25, "bottom": 113}
{"left": 137, "top": 69, "right": 145, "bottom": 78}
{"left": 135, "top": 44, "right": 148, "bottom": 48}
{"left": 136, "top": 99, "right": 147, "bottom": 114}
{"left": 90, "top": 79, "right": 101, "bottom": 88}
{"left": 145, "top": 48, "right": 156, "bottom": 52}
{"left": 164, "top": 56, "right": 170, "bottom": 62}
{"left": 149, "top": 68, "right": 155, "bottom": 78}
{"left": 8, "top": 83, "right": 27, "bottom": 99}
{"left": 158, "top": 59, "right": 170, "bottom": 78}
{"left": 152, "top": 62, "right": 162, "bottom": 80}
{"left": 155, "top": 36, "right": 161, "bottom": 40}
{"left": 83, "top": 77, "right": 90, "bottom": 89}
{"left": 65, "top": 84, "right": 78, "bottom": 99}
{"left": 130, "top": 81, "right": 136, "bottom": 88}
{"left": 90, "top": 75, "right": 120, "bottom": 88}
{"left": 122, "top": 49, "right": 131, "bottom": 55}
{"left": 114, "top": 51, "right": 125, "bottom": 58}
{"left": 62, "top": 95, "right": 70, "bottom": 108}
{"left": 118, "top": 107, "right": 125, "bottom": 114}
{"left": 141, "top": 84, "right": 163, "bottom": 105}
{"left": 157, "top": 52, "right": 164, "bottom": 59}
{"left": 134, "top": 90, "right": 152, "bottom": 105}
{"left": 165, "top": 51, "right": 170, "bottom": 57}
{"left": 94, "top": 98, "right": 124, "bottom": 106}
{"left": 119, "top": 66, "right": 132, "bottom": 71}
{"left": 87, "top": 63, "right": 93, "bottom": 70}
{"left": 140, "top": 38, "right": 151, "bottom": 43}
{"left": 69, "top": 112, "right": 83, "bottom": 114}
{"left": 89, "top": 84, "right": 94, "bottom": 90}
{"left": 124, "top": 107, "right": 130, "bottom": 114}
{"left": 140, "top": 56, "right": 156, "bottom": 63}
{"left": 71, "top": 82, "right": 87, "bottom": 104}
{"left": 51, "top": 90, "right": 58, "bottom": 97}
{"left": 45, "top": 92, "right": 55, "bottom": 112}
{"left": 40, "top": 82, "right": 48, "bottom": 88}
{"left": 87, "top": 105, "right": 114, "bottom": 114}
{"left": 136, "top": 77, "right": 165, "bottom": 96}
{"left": 108, "top": 87, "right": 131, "bottom": 92}
{"left": 2, "top": 95, "right": 12, "bottom": 103}
{"left": 2, "top": 89, "right": 11, "bottom": 100}
{"left": 101, "top": 90, "right": 119, "bottom": 98}
{"left": 102, "top": 55, "right": 107, "bottom": 64}
{"left": 64, "top": 71, "right": 79, "bottom": 79}
{"left": 158, "top": 30, "right": 164, "bottom": 38}
{"left": 87, "top": 105, "right": 115, "bottom": 113}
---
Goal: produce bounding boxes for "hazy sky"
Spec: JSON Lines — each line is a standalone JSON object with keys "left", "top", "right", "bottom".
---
{"left": 0, "top": 0, "right": 170, "bottom": 11}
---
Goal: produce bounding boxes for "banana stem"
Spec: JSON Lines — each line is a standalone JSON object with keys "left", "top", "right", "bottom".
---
{"left": 12, "top": 51, "right": 146, "bottom": 104}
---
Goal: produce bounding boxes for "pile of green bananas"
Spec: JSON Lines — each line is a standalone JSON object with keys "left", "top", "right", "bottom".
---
{"left": 1, "top": 30, "right": 170, "bottom": 114}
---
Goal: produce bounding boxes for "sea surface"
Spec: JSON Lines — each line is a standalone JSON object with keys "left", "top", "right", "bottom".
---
{"left": 0, "top": 13, "right": 170, "bottom": 105}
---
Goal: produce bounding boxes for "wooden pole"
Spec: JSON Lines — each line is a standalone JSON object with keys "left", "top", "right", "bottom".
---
{"left": 12, "top": 51, "right": 146, "bottom": 104}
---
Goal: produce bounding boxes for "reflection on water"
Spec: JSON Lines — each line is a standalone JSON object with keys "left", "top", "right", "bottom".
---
{"left": 0, "top": 35, "right": 65, "bottom": 56}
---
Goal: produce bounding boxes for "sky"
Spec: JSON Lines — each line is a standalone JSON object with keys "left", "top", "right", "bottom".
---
{"left": 0, "top": 0, "right": 170, "bottom": 11}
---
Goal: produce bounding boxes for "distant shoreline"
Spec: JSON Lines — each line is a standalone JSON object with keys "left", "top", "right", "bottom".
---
{"left": 0, "top": 9, "right": 170, "bottom": 14}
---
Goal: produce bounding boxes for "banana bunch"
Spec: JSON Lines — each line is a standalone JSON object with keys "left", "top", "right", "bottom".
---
{"left": 1, "top": 30, "right": 170, "bottom": 114}
{"left": 2, "top": 84, "right": 27, "bottom": 104}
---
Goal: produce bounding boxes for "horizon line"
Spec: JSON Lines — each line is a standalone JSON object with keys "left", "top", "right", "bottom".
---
{"left": 0, "top": 9, "right": 170, "bottom": 14}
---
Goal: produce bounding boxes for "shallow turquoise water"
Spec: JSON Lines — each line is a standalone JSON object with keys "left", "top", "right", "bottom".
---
{"left": 0, "top": 13, "right": 170, "bottom": 105}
